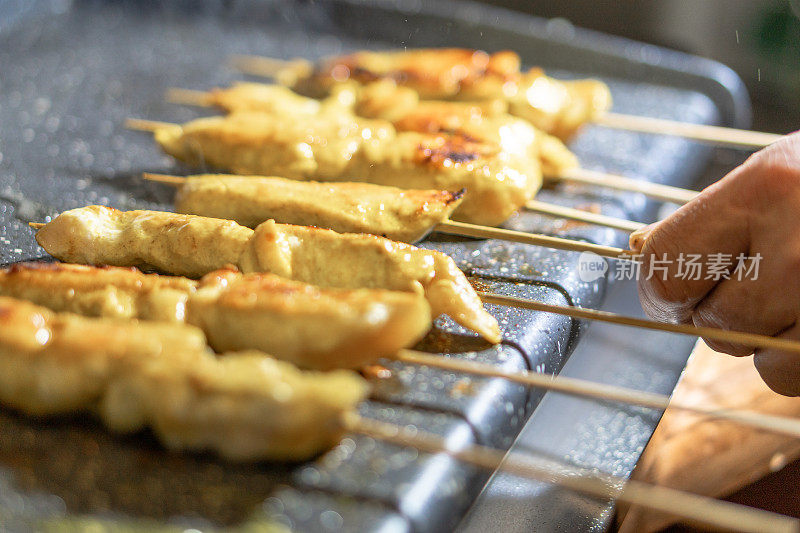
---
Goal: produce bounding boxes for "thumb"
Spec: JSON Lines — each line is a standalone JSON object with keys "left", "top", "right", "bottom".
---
{"left": 628, "top": 223, "right": 656, "bottom": 252}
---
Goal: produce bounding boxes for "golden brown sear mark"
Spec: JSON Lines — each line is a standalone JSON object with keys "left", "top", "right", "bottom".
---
{"left": 415, "top": 136, "right": 496, "bottom": 167}
{"left": 316, "top": 49, "right": 521, "bottom": 96}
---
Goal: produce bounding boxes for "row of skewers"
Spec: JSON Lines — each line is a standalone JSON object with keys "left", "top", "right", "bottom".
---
{"left": 4, "top": 47, "right": 796, "bottom": 532}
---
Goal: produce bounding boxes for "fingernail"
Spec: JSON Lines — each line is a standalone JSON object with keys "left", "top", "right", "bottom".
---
{"left": 629, "top": 224, "right": 654, "bottom": 252}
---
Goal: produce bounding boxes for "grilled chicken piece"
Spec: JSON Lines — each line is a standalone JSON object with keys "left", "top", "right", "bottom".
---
{"left": 151, "top": 111, "right": 539, "bottom": 226}
{"left": 191, "top": 80, "right": 578, "bottom": 177}
{"left": 273, "top": 48, "right": 612, "bottom": 140}
{"left": 35, "top": 206, "right": 253, "bottom": 278}
{"left": 206, "top": 82, "right": 331, "bottom": 116}
{"left": 0, "top": 262, "right": 196, "bottom": 321}
{"left": 390, "top": 100, "right": 578, "bottom": 175}
{"left": 35, "top": 207, "right": 500, "bottom": 343}
{"left": 0, "top": 262, "right": 430, "bottom": 369}
{"left": 0, "top": 296, "right": 368, "bottom": 460}
{"left": 190, "top": 269, "right": 431, "bottom": 370}
{"left": 174, "top": 174, "right": 464, "bottom": 243}
{"left": 237, "top": 220, "right": 500, "bottom": 343}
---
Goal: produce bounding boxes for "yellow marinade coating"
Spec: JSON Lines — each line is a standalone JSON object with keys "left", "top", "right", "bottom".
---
{"left": 196, "top": 80, "right": 579, "bottom": 176}
{"left": 0, "top": 296, "right": 368, "bottom": 461}
{"left": 189, "top": 268, "right": 432, "bottom": 370}
{"left": 34, "top": 207, "right": 500, "bottom": 343}
{"left": 0, "top": 262, "right": 432, "bottom": 369}
{"left": 174, "top": 174, "right": 464, "bottom": 243}
{"left": 35, "top": 205, "right": 254, "bottom": 278}
{"left": 238, "top": 220, "right": 501, "bottom": 344}
{"left": 152, "top": 111, "right": 539, "bottom": 227}
{"left": 278, "top": 48, "right": 612, "bottom": 140}
{"left": 0, "top": 262, "right": 196, "bottom": 321}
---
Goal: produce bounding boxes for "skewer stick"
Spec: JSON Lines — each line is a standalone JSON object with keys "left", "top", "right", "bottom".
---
{"left": 397, "top": 350, "right": 800, "bottom": 440}
{"left": 595, "top": 112, "right": 784, "bottom": 150}
{"left": 129, "top": 117, "right": 700, "bottom": 207}
{"left": 549, "top": 167, "right": 698, "bottom": 204}
{"left": 142, "top": 174, "right": 633, "bottom": 259}
{"left": 165, "top": 88, "right": 213, "bottom": 107}
{"left": 344, "top": 415, "right": 797, "bottom": 533}
{"left": 229, "top": 54, "right": 302, "bottom": 78}
{"left": 28, "top": 212, "right": 800, "bottom": 357}
{"left": 230, "top": 53, "right": 784, "bottom": 151}
{"left": 480, "top": 292, "right": 800, "bottom": 356}
{"left": 525, "top": 199, "right": 644, "bottom": 233}
{"left": 142, "top": 173, "right": 186, "bottom": 186}
{"left": 434, "top": 220, "right": 632, "bottom": 259}
{"left": 125, "top": 118, "right": 178, "bottom": 132}
{"left": 143, "top": 173, "right": 645, "bottom": 240}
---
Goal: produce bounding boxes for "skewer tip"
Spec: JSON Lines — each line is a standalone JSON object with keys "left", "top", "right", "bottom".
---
{"left": 28, "top": 222, "right": 45, "bottom": 230}
{"left": 164, "top": 88, "right": 213, "bottom": 107}
{"left": 142, "top": 173, "right": 187, "bottom": 186}
{"left": 124, "top": 118, "right": 178, "bottom": 132}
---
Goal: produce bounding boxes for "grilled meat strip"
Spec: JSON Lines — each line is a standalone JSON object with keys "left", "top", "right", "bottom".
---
{"left": 272, "top": 48, "right": 612, "bottom": 139}
{"left": 33, "top": 206, "right": 501, "bottom": 343}
{"left": 0, "top": 296, "right": 368, "bottom": 460}
{"left": 151, "top": 111, "right": 539, "bottom": 226}
{"left": 0, "top": 263, "right": 431, "bottom": 369}
{"left": 173, "top": 174, "right": 464, "bottom": 243}
{"left": 0, "top": 262, "right": 195, "bottom": 321}
{"left": 196, "top": 81, "right": 578, "bottom": 176}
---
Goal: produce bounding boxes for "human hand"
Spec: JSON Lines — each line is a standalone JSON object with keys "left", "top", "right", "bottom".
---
{"left": 630, "top": 132, "right": 800, "bottom": 395}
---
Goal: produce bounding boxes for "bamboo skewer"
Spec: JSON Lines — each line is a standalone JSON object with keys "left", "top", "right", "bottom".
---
{"left": 435, "top": 220, "right": 631, "bottom": 259}
{"left": 552, "top": 167, "right": 698, "bottom": 205}
{"left": 397, "top": 350, "right": 800, "bottom": 440}
{"left": 595, "top": 112, "right": 784, "bottom": 150}
{"left": 230, "top": 54, "right": 305, "bottom": 78}
{"left": 165, "top": 88, "right": 213, "bottom": 107}
{"left": 135, "top": 170, "right": 634, "bottom": 260}
{"left": 479, "top": 292, "right": 800, "bottom": 356}
{"left": 143, "top": 172, "right": 643, "bottom": 234}
{"left": 125, "top": 118, "right": 178, "bottom": 132}
{"left": 344, "top": 415, "right": 798, "bottom": 533}
{"left": 525, "top": 199, "right": 644, "bottom": 232}
{"left": 230, "top": 54, "right": 784, "bottom": 151}
{"left": 23, "top": 219, "right": 800, "bottom": 360}
{"left": 162, "top": 88, "right": 704, "bottom": 207}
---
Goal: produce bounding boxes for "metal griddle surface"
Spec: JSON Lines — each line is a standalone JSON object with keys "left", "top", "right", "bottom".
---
{"left": 0, "top": 1, "right": 745, "bottom": 531}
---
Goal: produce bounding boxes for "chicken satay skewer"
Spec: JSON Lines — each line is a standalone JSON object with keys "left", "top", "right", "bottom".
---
{"left": 4, "top": 262, "right": 799, "bottom": 438}
{"left": 5, "top": 261, "right": 800, "bottom": 440}
{"left": 144, "top": 169, "right": 645, "bottom": 234}
{"left": 0, "top": 294, "right": 790, "bottom": 529}
{"left": 346, "top": 416, "right": 797, "bottom": 533}
{"left": 231, "top": 53, "right": 783, "bottom": 150}
{"left": 122, "top": 159, "right": 631, "bottom": 261}
{"left": 163, "top": 87, "right": 700, "bottom": 206}
{"left": 397, "top": 350, "right": 800, "bottom": 440}
{"left": 28, "top": 209, "right": 800, "bottom": 356}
